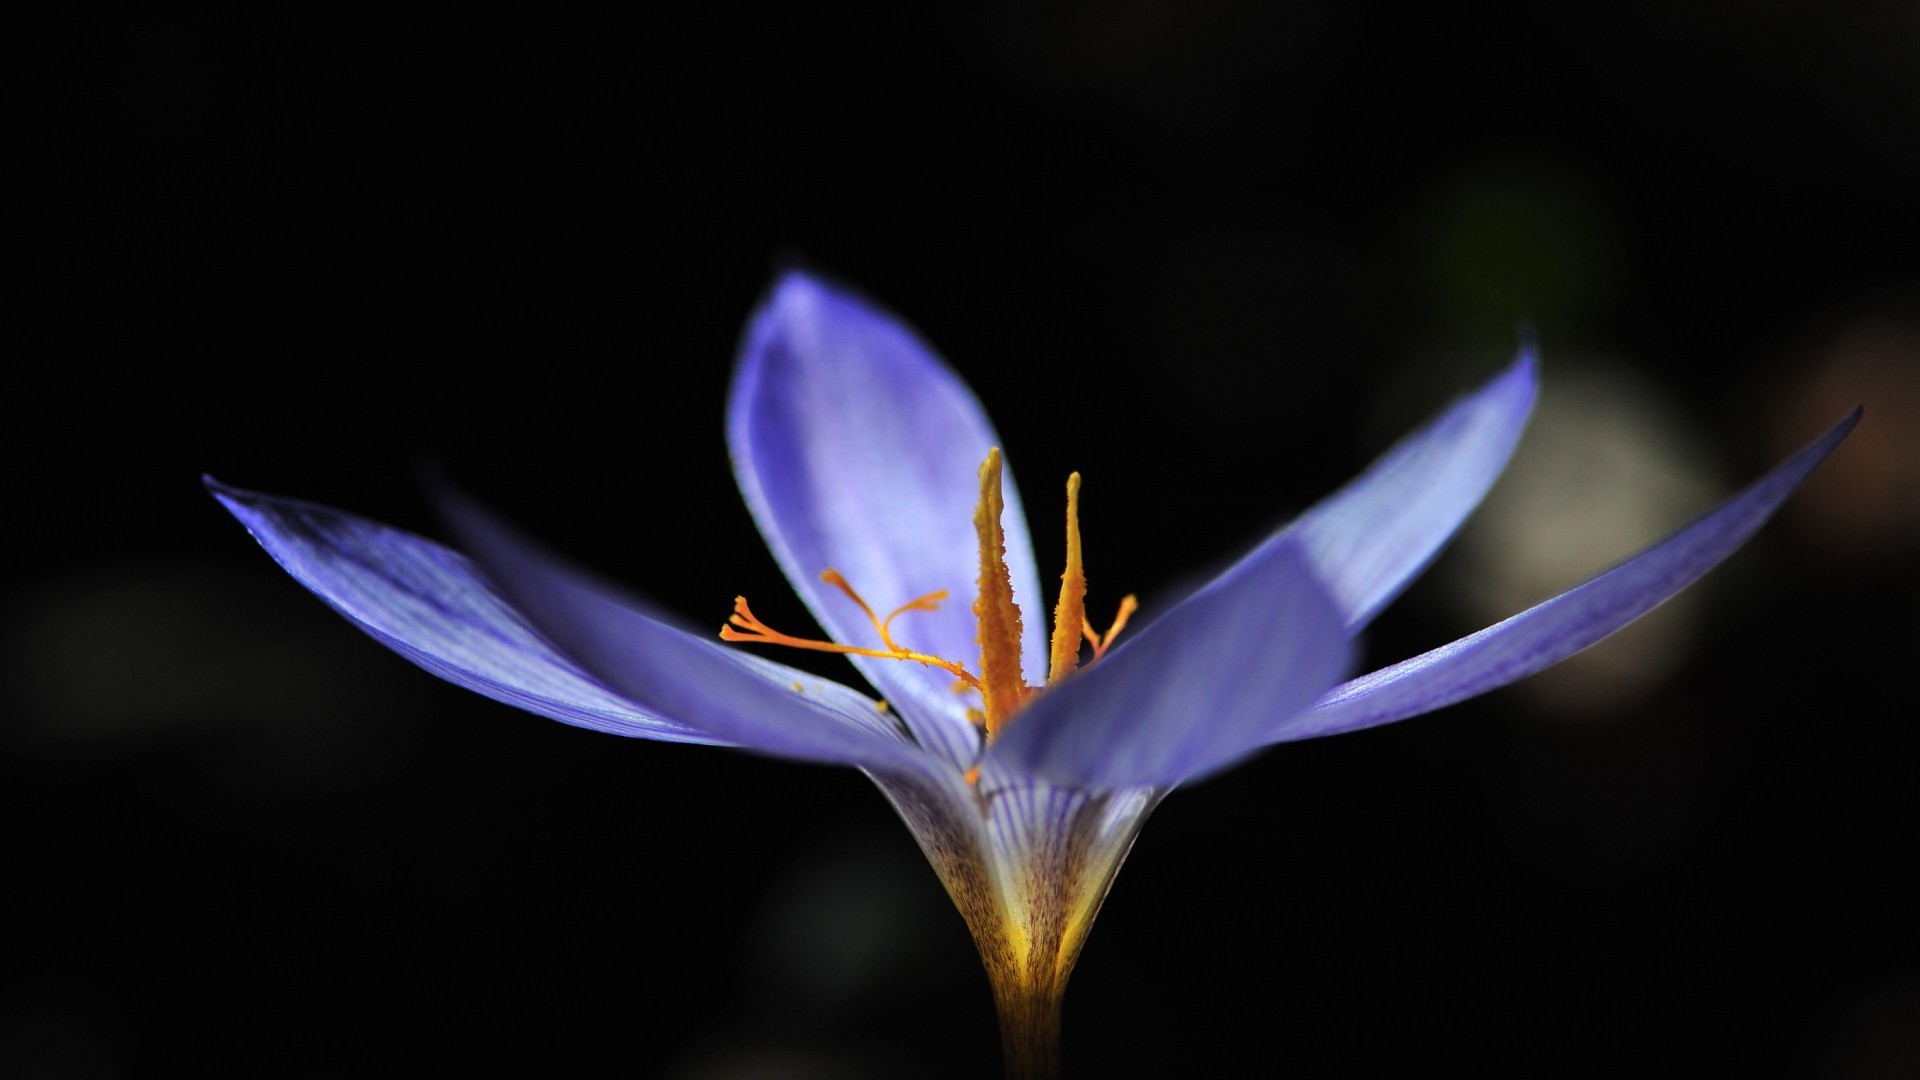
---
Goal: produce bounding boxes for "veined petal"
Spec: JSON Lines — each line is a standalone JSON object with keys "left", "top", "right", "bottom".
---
{"left": 207, "top": 478, "right": 725, "bottom": 745}
{"left": 992, "top": 534, "right": 1354, "bottom": 789}
{"left": 977, "top": 771, "right": 1160, "bottom": 982}
{"left": 1283, "top": 409, "right": 1860, "bottom": 741}
{"left": 867, "top": 759, "right": 1159, "bottom": 996}
{"left": 1290, "top": 347, "right": 1538, "bottom": 629}
{"left": 429, "top": 483, "right": 945, "bottom": 777}
{"left": 728, "top": 271, "right": 1047, "bottom": 765}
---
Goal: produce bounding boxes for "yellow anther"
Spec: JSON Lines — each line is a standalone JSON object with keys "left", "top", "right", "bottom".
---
{"left": 972, "top": 448, "right": 1029, "bottom": 738}
{"left": 1048, "top": 472, "right": 1087, "bottom": 683}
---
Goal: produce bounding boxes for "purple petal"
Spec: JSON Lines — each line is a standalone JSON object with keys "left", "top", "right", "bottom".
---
{"left": 430, "top": 483, "right": 946, "bottom": 777}
{"left": 991, "top": 534, "right": 1354, "bottom": 789}
{"left": 207, "top": 478, "right": 725, "bottom": 745}
{"left": 1291, "top": 347, "right": 1538, "bottom": 629}
{"left": 728, "top": 271, "right": 1047, "bottom": 766}
{"left": 1282, "top": 409, "right": 1860, "bottom": 741}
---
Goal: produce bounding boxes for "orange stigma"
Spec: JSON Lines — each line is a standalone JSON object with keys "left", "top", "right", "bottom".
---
{"left": 720, "top": 585, "right": 984, "bottom": 694}
{"left": 1084, "top": 593, "right": 1138, "bottom": 662}
{"left": 721, "top": 448, "right": 1139, "bottom": 757}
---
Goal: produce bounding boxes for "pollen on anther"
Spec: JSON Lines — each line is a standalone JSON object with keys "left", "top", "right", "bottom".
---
{"left": 1048, "top": 471, "right": 1088, "bottom": 683}
{"left": 971, "top": 448, "right": 1028, "bottom": 737}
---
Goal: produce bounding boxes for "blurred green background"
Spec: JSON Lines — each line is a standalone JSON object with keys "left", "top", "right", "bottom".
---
{"left": 9, "top": 2, "right": 1918, "bottom": 1076}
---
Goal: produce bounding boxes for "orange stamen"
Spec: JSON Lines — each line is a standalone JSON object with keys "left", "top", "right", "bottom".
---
{"left": 718, "top": 452, "right": 1143, "bottom": 755}
{"left": 972, "top": 448, "right": 1029, "bottom": 738}
{"left": 1047, "top": 472, "right": 1087, "bottom": 683}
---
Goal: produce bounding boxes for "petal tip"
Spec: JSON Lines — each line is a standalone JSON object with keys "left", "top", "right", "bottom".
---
{"left": 204, "top": 474, "right": 255, "bottom": 515}
{"left": 1498, "top": 340, "right": 1542, "bottom": 401}
{"left": 1801, "top": 406, "right": 1862, "bottom": 473}
{"left": 762, "top": 264, "right": 862, "bottom": 323}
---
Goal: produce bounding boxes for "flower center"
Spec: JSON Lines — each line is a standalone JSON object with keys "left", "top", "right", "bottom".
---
{"left": 720, "top": 449, "right": 1136, "bottom": 742}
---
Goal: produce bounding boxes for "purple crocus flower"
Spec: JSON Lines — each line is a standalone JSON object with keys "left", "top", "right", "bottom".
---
{"left": 209, "top": 271, "right": 1855, "bottom": 1078}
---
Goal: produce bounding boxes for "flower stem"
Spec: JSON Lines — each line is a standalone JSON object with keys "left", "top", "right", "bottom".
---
{"left": 993, "top": 981, "right": 1063, "bottom": 1080}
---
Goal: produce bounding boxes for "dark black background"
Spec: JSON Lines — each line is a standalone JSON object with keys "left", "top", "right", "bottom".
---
{"left": 10, "top": 3, "right": 1918, "bottom": 1077}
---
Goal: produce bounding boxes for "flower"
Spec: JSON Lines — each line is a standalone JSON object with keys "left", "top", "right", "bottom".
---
{"left": 208, "top": 271, "right": 1856, "bottom": 1077}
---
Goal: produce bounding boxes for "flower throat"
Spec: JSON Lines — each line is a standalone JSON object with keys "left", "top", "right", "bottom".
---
{"left": 721, "top": 448, "right": 1136, "bottom": 741}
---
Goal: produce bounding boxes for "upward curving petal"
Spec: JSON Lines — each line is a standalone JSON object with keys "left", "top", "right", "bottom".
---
{"left": 991, "top": 533, "right": 1354, "bottom": 790}
{"left": 1280, "top": 409, "right": 1859, "bottom": 742}
{"left": 431, "top": 483, "right": 946, "bottom": 779}
{"left": 728, "top": 271, "right": 1047, "bottom": 767}
{"left": 207, "top": 478, "right": 725, "bottom": 745}
{"left": 1290, "top": 348, "right": 1538, "bottom": 629}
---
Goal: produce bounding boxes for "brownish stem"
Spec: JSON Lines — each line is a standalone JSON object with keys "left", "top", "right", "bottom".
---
{"left": 993, "top": 981, "right": 1064, "bottom": 1080}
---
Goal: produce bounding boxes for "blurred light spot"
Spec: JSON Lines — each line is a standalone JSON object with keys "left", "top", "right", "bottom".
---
{"left": 1447, "top": 359, "right": 1720, "bottom": 719}
{"left": 1769, "top": 305, "right": 1920, "bottom": 565}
